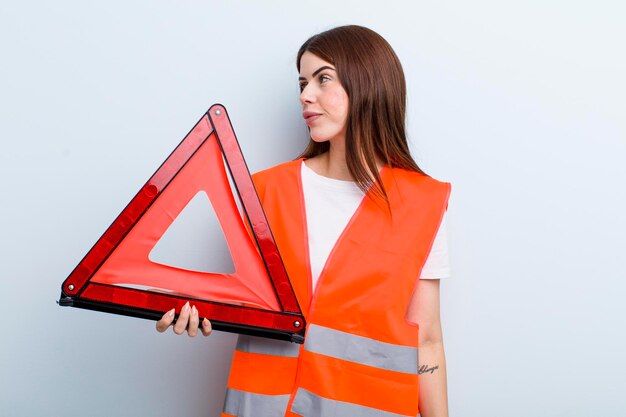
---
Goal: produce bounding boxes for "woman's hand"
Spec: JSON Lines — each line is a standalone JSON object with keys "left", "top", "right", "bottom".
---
{"left": 155, "top": 301, "right": 213, "bottom": 337}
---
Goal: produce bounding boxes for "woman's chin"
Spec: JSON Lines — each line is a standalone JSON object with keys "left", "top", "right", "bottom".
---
{"left": 309, "top": 132, "right": 341, "bottom": 143}
{"left": 310, "top": 136, "right": 329, "bottom": 144}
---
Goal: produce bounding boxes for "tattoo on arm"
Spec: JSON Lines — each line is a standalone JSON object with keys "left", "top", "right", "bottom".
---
{"left": 418, "top": 364, "right": 439, "bottom": 374}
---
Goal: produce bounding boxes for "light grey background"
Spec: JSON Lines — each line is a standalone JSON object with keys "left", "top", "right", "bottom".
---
{"left": 1, "top": 1, "right": 625, "bottom": 416}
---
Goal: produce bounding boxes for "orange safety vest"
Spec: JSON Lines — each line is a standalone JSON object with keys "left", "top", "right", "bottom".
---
{"left": 222, "top": 159, "right": 451, "bottom": 417}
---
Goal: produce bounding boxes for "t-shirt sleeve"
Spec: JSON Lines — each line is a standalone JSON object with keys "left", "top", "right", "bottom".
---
{"left": 419, "top": 210, "right": 451, "bottom": 279}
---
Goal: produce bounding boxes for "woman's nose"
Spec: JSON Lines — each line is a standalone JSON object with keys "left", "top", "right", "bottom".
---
{"left": 300, "top": 85, "right": 315, "bottom": 105}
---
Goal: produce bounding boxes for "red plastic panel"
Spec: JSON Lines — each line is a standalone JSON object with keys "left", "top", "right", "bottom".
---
{"left": 62, "top": 116, "right": 213, "bottom": 298}
{"left": 208, "top": 104, "right": 300, "bottom": 313}
{"left": 81, "top": 283, "right": 301, "bottom": 332}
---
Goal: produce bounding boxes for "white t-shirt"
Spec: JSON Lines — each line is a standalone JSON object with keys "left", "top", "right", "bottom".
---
{"left": 301, "top": 162, "right": 451, "bottom": 290}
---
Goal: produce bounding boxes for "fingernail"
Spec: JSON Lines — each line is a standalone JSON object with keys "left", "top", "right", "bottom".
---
{"left": 202, "top": 318, "right": 209, "bottom": 326}
{"left": 192, "top": 305, "right": 197, "bottom": 314}
{"left": 183, "top": 302, "right": 190, "bottom": 312}
{"left": 167, "top": 308, "right": 175, "bottom": 318}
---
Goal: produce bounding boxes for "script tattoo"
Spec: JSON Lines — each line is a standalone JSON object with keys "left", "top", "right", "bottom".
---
{"left": 418, "top": 364, "right": 439, "bottom": 375}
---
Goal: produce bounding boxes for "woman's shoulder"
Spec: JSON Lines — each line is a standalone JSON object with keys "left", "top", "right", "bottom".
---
{"left": 252, "top": 159, "right": 302, "bottom": 188}
{"left": 387, "top": 167, "right": 451, "bottom": 211}
{"left": 388, "top": 166, "right": 451, "bottom": 191}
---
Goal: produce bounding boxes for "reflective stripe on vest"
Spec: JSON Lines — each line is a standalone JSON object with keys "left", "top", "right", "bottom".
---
{"left": 223, "top": 388, "right": 290, "bottom": 416}
{"left": 291, "top": 388, "right": 420, "bottom": 417}
{"left": 236, "top": 334, "right": 301, "bottom": 357}
{"left": 304, "top": 324, "right": 418, "bottom": 374}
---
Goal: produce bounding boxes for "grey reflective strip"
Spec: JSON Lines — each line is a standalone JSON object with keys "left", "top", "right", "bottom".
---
{"left": 304, "top": 324, "right": 418, "bottom": 374}
{"left": 291, "top": 388, "right": 415, "bottom": 417}
{"left": 223, "top": 388, "right": 290, "bottom": 417}
{"left": 235, "top": 334, "right": 300, "bottom": 357}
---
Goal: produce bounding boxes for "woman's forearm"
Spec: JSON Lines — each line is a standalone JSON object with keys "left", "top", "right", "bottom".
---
{"left": 418, "top": 341, "right": 449, "bottom": 417}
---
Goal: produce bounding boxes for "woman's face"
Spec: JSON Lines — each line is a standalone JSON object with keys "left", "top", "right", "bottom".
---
{"left": 298, "top": 51, "right": 349, "bottom": 145}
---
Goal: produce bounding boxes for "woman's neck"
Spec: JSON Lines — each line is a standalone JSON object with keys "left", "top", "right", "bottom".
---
{"left": 304, "top": 141, "right": 383, "bottom": 181}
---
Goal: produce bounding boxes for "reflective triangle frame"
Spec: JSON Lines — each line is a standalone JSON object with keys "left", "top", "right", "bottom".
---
{"left": 59, "top": 104, "right": 306, "bottom": 343}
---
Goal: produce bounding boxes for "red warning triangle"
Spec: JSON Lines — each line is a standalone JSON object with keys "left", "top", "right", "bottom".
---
{"left": 59, "top": 104, "right": 305, "bottom": 343}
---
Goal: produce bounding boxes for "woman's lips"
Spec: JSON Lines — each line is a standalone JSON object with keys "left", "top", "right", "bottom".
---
{"left": 303, "top": 111, "right": 322, "bottom": 126}
{"left": 305, "top": 115, "right": 321, "bottom": 125}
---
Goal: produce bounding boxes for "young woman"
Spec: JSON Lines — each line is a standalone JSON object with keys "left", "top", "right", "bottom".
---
{"left": 157, "top": 25, "right": 451, "bottom": 417}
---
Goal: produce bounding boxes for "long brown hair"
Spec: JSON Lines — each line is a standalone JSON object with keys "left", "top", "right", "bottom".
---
{"left": 296, "top": 25, "right": 427, "bottom": 201}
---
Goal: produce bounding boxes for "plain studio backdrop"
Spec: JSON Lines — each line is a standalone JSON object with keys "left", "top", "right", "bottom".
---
{"left": 1, "top": 1, "right": 624, "bottom": 416}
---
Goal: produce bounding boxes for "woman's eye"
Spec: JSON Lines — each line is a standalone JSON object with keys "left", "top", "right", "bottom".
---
{"left": 319, "top": 74, "right": 331, "bottom": 83}
{"left": 299, "top": 82, "right": 307, "bottom": 92}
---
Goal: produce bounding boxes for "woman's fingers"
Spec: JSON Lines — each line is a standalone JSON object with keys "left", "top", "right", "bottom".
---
{"left": 156, "top": 308, "right": 175, "bottom": 333}
{"left": 187, "top": 305, "right": 199, "bottom": 337}
{"left": 201, "top": 318, "right": 213, "bottom": 336}
{"left": 155, "top": 303, "right": 212, "bottom": 337}
{"left": 173, "top": 302, "right": 191, "bottom": 335}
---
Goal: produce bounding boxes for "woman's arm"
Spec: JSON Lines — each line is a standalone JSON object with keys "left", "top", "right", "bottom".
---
{"left": 406, "top": 278, "right": 449, "bottom": 417}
